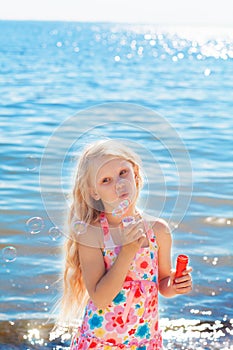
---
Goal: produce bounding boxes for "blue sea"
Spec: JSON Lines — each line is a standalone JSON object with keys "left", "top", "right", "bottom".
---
{"left": 0, "top": 20, "right": 233, "bottom": 349}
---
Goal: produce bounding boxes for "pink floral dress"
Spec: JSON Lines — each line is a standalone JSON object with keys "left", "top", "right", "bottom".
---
{"left": 70, "top": 216, "right": 163, "bottom": 349}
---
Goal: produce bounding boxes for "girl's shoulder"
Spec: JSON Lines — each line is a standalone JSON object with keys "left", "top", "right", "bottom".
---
{"left": 142, "top": 212, "right": 170, "bottom": 230}
{"left": 141, "top": 212, "right": 171, "bottom": 244}
{"left": 76, "top": 221, "right": 104, "bottom": 249}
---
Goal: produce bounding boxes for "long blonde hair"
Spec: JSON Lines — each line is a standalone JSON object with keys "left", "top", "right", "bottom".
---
{"left": 60, "top": 139, "right": 143, "bottom": 325}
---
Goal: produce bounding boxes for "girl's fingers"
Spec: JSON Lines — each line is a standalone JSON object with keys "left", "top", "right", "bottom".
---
{"left": 174, "top": 275, "right": 192, "bottom": 294}
{"left": 183, "top": 267, "right": 193, "bottom": 274}
{"left": 170, "top": 266, "right": 192, "bottom": 294}
{"left": 137, "top": 233, "right": 146, "bottom": 246}
{"left": 130, "top": 229, "right": 145, "bottom": 244}
{"left": 176, "top": 280, "right": 192, "bottom": 288}
{"left": 124, "top": 222, "right": 145, "bottom": 240}
{"left": 123, "top": 225, "right": 146, "bottom": 247}
{"left": 175, "top": 274, "right": 191, "bottom": 283}
{"left": 175, "top": 286, "right": 192, "bottom": 294}
{"left": 123, "top": 219, "right": 143, "bottom": 232}
{"left": 174, "top": 267, "right": 193, "bottom": 282}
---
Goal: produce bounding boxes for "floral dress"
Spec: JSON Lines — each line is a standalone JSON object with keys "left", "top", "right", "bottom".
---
{"left": 70, "top": 215, "right": 163, "bottom": 349}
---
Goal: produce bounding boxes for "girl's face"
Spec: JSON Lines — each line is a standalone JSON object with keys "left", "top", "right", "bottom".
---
{"left": 91, "top": 157, "right": 138, "bottom": 213}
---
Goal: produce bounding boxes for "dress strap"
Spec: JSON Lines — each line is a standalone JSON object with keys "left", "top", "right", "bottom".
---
{"left": 99, "top": 212, "right": 110, "bottom": 241}
{"left": 142, "top": 216, "right": 158, "bottom": 249}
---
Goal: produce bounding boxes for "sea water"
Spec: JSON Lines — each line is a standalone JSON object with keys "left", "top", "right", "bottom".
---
{"left": 0, "top": 20, "right": 232, "bottom": 349}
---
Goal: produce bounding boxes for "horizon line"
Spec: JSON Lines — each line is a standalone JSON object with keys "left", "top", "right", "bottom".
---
{"left": 1, "top": 18, "right": 233, "bottom": 30}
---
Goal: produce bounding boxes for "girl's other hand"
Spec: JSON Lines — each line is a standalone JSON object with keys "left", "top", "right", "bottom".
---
{"left": 171, "top": 267, "right": 193, "bottom": 294}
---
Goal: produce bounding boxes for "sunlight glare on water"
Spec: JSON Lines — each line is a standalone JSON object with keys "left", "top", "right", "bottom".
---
{"left": 0, "top": 20, "right": 232, "bottom": 349}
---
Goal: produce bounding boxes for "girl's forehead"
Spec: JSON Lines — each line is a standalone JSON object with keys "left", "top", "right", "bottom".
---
{"left": 94, "top": 157, "right": 131, "bottom": 172}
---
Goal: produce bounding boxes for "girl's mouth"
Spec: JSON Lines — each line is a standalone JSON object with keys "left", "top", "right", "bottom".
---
{"left": 119, "top": 193, "right": 129, "bottom": 199}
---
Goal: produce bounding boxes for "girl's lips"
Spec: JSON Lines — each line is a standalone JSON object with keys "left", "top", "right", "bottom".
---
{"left": 119, "top": 193, "right": 129, "bottom": 199}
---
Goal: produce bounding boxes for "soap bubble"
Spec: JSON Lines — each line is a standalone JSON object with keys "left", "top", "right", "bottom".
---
{"left": 26, "top": 217, "right": 44, "bottom": 234}
{"left": 115, "top": 178, "right": 134, "bottom": 199}
{"left": 112, "top": 199, "right": 131, "bottom": 217}
{"left": 72, "top": 220, "right": 87, "bottom": 235}
{"left": 48, "top": 226, "right": 62, "bottom": 241}
{"left": 25, "top": 155, "right": 39, "bottom": 172}
{"left": 2, "top": 246, "right": 17, "bottom": 262}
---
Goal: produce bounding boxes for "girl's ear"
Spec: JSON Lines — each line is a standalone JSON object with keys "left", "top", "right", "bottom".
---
{"left": 134, "top": 165, "right": 139, "bottom": 179}
{"left": 90, "top": 188, "right": 101, "bottom": 201}
{"left": 134, "top": 165, "right": 141, "bottom": 188}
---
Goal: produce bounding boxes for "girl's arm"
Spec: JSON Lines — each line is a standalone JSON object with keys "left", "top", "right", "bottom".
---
{"left": 154, "top": 219, "right": 192, "bottom": 297}
{"left": 78, "top": 223, "right": 146, "bottom": 309}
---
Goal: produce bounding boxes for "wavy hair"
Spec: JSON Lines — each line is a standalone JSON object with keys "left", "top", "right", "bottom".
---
{"left": 59, "top": 139, "right": 143, "bottom": 326}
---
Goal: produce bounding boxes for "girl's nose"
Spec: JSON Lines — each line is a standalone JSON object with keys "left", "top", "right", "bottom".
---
{"left": 115, "top": 178, "right": 126, "bottom": 194}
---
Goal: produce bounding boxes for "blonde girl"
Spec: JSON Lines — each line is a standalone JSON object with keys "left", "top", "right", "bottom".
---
{"left": 60, "top": 139, "right": 192, "bottom": 349}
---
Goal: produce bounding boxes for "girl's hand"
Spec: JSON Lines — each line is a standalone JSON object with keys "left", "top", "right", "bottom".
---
{"left": 119, "top": 219, "right": 146, "bottom": 255}
{"left": 171, "top": 267, "right": 193, "bottom": 294}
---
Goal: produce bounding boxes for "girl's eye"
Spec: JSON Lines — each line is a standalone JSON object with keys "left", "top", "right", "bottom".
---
{"left": 120, "top": 169, "right": 128, "bottom": 176}
{"left": 102, "top": 177, "right": 111, "bottom": 184}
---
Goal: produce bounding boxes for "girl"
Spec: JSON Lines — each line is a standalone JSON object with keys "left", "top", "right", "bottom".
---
{"left": 60, "top": 139, "right": 192, "bottom": 349}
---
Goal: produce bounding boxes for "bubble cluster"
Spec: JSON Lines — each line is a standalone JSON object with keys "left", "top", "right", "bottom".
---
{"left": 26, "top": 217, "right": 44, "bottom": 234}
{"left": 2, "top": 246, "right": 17, "bottom": 262}
{"left": 112, "top": 199, "right": 131, "bottom": 217}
